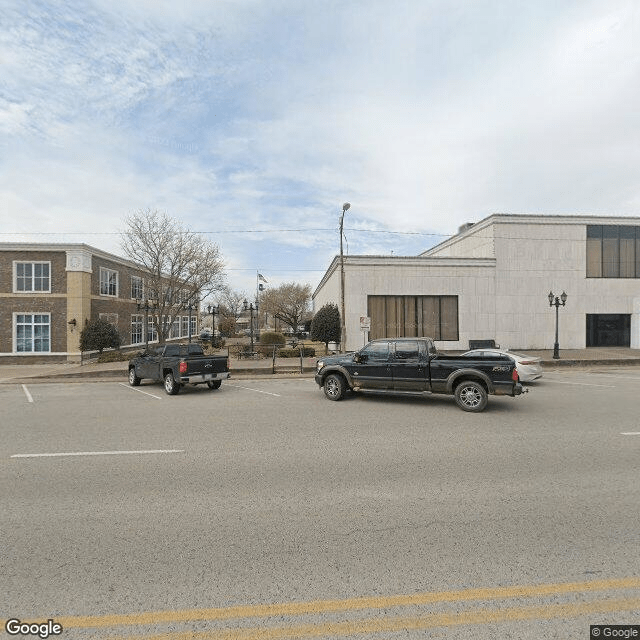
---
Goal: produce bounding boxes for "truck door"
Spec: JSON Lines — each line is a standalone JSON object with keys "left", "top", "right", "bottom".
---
{"left": 142, "top": 346, "right": 164, "bottom": 380}
{"left": 351, "top": 341, "right": 391, "bottom": 389}
{"left": 391, "top": 340, "right": 427, "bottom": 391}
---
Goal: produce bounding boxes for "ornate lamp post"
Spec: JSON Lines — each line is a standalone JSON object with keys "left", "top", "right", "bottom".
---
{"left": 136, "top": 298, "right": 157, "bottom": 351}
{"left": 339, "top": 202, "right": 350, "bottom": 352}
{"left": 243, "top": 299, "right": 258, "bottom": 352}
{"left": 207, "top": 304, "right": 219, "bottom": 345}
{"left": 548, "top": 291, "right": 568, "bottom": 359}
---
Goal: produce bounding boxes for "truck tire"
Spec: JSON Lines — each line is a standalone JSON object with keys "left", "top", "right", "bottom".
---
{"left": 164, "top": 372, "right": 180, "bottom": 395}
{"left": 323, "top": 373, "right": 346, "bottom": 401}
{"left": 128, "top": 367, "right": 141, "bottom": 386}
{"left": 207, "top": 380, "right": 221, "bottom": 390}
{"left": 454, "top": 380, "right": 487, "bottom": 412}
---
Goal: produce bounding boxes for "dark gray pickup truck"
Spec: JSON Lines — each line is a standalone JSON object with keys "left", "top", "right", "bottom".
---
{"left": 315, "top": 337, "right": 524, "bottom": 412}
{"left": 128, "top": 343, "right": 229, "bottom": 395}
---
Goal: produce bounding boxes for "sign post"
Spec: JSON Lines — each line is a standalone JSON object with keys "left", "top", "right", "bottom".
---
{"left": 359, "top": 316, "right": 371, "bottom": 346}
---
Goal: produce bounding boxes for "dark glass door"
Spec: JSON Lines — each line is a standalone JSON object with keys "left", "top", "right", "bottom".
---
{"left": 586, "top": 314, "right": 631, "bottom": 347}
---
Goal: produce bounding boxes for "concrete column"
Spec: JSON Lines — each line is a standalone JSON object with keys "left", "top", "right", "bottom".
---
{"left": 66, "top": 250, "right": 93, "bottom": 362}
{"left": 631, "top": 297, "right": 640, "bottom": 349}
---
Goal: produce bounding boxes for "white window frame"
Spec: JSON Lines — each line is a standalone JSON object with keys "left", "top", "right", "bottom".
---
{"left": 131, "top": 275, "right": 144, "bottom": 300}
{"left": 13, "top": 261, "right": 51, "bottom": 293}
{"left": 14, "top": 313, "right": 51, "bottom": 353}
{"left": 147, "top": 318, "right": 158, "bottom": 344}
{"left": 181, "top": 316, "right": 189, "bottom": 337}
{"left": 99, "top": 267, "right": 119, "bottom": 297}
{"left": 131, "top": 314, "right": 144, "bottom": 345}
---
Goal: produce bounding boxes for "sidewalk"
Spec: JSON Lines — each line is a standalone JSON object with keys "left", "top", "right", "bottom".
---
{"left": 1, "top": 347, "right": 639, "bottom": 384}
{"left": 0, "top": 354, "right": 319, "bottom": 384}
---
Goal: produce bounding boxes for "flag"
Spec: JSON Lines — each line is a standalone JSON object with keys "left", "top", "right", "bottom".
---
{"left": 257, "top": 273, "right": 267, "bottom": 283}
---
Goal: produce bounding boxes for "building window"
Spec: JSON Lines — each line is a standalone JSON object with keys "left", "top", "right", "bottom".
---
{"left": 181, "top": 316, "right": 189, "bottom": 337}
{"left": 131, "top": 275, "right": 143, "bottom": 300}
{"left": 368, "top": 295, "right": 459, "bottom": 341}
{"left": 170, "top": 316, "right": 180, "bottom": 339}
{"left": 587, "top": 225, "right": 640, "bottom": 278}
{"left": 190, "top": 315, "right": 197, "bottom": 337}
{"left": 131, "top": 315, "right": 143, "bottom": 345}
{"left": 14, "top": 262, "right": 51, "bottom": 292}
{"left": 15, "top": 314, "right": 51, "bottom": 352}
{"left": 147, "top": 318, "right": 158, "bottom": 343}
{"left": 100, "top": 267, "right": 118, "bottom": 296}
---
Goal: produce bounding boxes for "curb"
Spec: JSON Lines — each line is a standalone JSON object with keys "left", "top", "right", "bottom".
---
{"left": 540, "top": 359, "right": 640, "bottom": 367}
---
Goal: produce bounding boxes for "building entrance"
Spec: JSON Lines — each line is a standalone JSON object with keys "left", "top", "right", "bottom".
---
{"left": 586, "top": 314, "right": 631, "bottom": 347}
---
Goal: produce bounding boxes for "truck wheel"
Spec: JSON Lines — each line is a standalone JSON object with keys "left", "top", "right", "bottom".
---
{"left": 128, "top": 367, "right": 141, "bottom": 386}
{"left": 454, "top": 380, "right": 487, "bottom": 412}
{"left": 207, "top": 380, "right": 221, "bottom": 390}
{"left": 324, "top": 373, "right": 346, "bottom": 401}
{"left": 164, "top": 372, "right": 180, "bottom": 395}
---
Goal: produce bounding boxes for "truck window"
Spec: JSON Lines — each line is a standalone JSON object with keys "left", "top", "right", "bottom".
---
{"left": 394, "top": 341, "right": 420, "bottom": 361}
{"left": 164, "top": 345, "right": 180, "bottom": 357}
{"left": 360, "top": 342, "right": 390, "bottom": 362}
{"left": 187, "top": 344, "right": 204, "bottom": 355}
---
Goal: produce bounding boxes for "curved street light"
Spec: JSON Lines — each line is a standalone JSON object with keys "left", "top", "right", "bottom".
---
{"left": 339, "top": 202, "right": 350, "bottom": 352}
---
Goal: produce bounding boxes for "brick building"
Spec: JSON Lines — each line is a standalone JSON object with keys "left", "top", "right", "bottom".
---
{"left": 0, "top": 243, "right": 199, "bottom": 363}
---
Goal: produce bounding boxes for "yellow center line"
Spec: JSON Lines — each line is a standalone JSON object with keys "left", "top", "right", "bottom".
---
{"left": 54, "top": 577, "right": 640, "bottom": 629}
{"left": 104, "top": 597, "right": 640, "bottom": 640}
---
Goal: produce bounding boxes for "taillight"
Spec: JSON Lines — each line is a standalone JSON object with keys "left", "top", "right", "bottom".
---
{"left": 180, "top": 361, "right": 187, "bottom": 374}
{"left": 512, "top": 368, "right": 519, "bottom": 382}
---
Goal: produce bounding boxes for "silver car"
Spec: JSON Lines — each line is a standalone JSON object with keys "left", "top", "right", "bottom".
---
{"left": 461, "top": 348, "right": 543, "bottom": 382}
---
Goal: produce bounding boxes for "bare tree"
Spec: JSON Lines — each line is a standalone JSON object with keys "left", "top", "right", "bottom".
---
{"left": 205, "top": 286, "right": 247, "bottom": 336}
{"left": 259, "top": 282, "right": 311, "bottom": 334}
{"left": 121, "top": 209, "right": 225, "bottom": 343}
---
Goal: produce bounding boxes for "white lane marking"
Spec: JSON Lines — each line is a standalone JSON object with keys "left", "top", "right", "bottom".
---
{"left": 11, "top": 449, "right": 184, "bottom": 459}
{"left": 547, "top": 380, "right": 615, "bottom": 388}
{"left": 21, "top": 384, "right": 34, "bottom": 403}
{"left": 118, "top": 383, "right": 162, "bottom": 399}
{"left": 226, "top": 383, "right": 281, "bottom": 397}
{"left": 621, "top": 432, "right": 640, "bottom": 436}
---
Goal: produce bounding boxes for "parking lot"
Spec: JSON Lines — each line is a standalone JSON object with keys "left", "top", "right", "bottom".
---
{"left": 2, "top": 368, "right": 640, "bottom": 639}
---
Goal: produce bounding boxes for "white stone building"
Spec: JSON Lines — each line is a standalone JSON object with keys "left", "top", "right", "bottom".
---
{"left": 312, "top": 214, "right": 640, "bottom": 352}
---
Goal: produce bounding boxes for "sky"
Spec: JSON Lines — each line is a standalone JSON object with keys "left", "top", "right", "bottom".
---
{"left": 2, "top": 0, "right": 639, "bottom": 298}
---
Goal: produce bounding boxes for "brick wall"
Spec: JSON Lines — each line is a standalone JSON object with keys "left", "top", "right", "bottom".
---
{"left": 0, "top": 251, "right": 69, "bottom": 355}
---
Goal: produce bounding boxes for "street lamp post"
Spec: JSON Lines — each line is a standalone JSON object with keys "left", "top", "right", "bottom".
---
{"left": 136, "top": 298, "right": 157, "bottom": 351}
{"left": 339, "top": 202, "right": 350, "bottom": 352}
{"left": 243, "top": 299, "right": 258, "bottom": 352}
{"left": 207, "top": 304, "right": 219, "bottom": 345}
{"left": 548, "top": 291, "right": 568, "bottom": 359}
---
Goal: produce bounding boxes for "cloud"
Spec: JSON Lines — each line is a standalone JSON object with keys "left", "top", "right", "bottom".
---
{"left": 2, "top": 0, "right": 639, "bottom": 294}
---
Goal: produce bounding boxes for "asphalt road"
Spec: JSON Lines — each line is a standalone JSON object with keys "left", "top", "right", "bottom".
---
{"left": 2, "top": 368, "right": 640, "bottom": 639}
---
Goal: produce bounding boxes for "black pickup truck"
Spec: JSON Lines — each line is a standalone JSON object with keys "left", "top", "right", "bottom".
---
{"left": 128, "top": 343, "right": 230, "bottom": 395}
{"left": 315, "top": 337, "right": 524, "bottom": 412}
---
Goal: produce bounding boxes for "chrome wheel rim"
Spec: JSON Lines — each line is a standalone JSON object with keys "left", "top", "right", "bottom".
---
{"left": 325, "top": 378, "right": 339, "bottom": 398}
{"left": 164, "top": 375, "right": 173, "bottom": 393}
{"left": 459, "top": 385, "right": 481, "bottom": 408}
{"left": 129, "top": 369, "right": 135, "bottom": 384}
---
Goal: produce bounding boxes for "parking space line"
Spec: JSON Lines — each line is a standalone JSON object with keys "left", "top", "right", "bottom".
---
{"left": 21, "top": 384, "right": 34, "bottom": 403}
{"left": 226, "top": 383, "right": 281, "bottom": 397}
{"left": 118, "top": 383, "right": 162, "bottom": 399}
{"left": 10, "top": 449, "right": 184, "bottom": 459}
{"left": 621, "top": 432, "right": 640, "bottom": 436}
